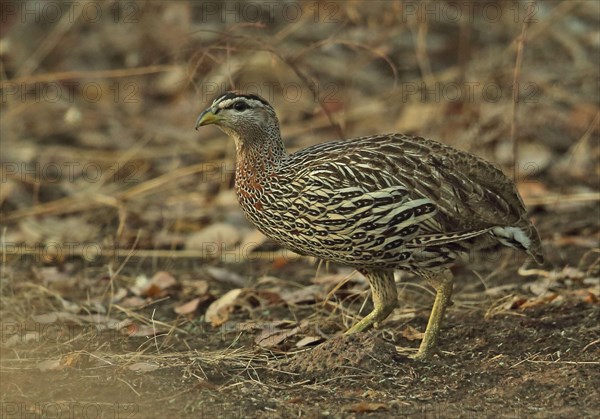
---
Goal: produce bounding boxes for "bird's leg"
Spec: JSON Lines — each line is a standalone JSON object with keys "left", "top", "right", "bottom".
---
{"left": 345, "top": 270, "right": 398, "bottom": 334}
{"left": 413, "top": 269, "right": 454, "bottom": 360}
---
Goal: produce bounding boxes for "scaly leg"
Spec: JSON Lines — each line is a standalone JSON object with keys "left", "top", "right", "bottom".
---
{"left": 413, "top": 269, "right": 454, "bottom": 360}
{"left": 345, "top": 269, "right": 398, "bottom": 334}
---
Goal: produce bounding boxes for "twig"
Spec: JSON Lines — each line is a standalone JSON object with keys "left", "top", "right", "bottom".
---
{"left": 2, "top": 65, "right": 177, "bottom": 89}
{"left": 511, "top": 1, "right": 536, "bottom": 181}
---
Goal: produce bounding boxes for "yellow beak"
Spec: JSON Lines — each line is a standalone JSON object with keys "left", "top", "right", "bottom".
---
{"left": 195, "top": 107, "right": 222, "bottom": 130}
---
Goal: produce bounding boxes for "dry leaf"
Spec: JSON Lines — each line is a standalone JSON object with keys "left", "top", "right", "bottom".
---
{"left": 254, "top": 290, "right": 285, "bottom": 305}
{"left": 31, "top": 312, "right": 81, "bottom": 324}
{"left": 519, "top": 293, "right": 560, "bottom": 309}
{"left": 120, "top": 296, "right": 147, "bottom": 308}
{"left": 280, "top": 285, "right": 322, "bottom": 305}
{"left": 131, "top": 271, "right": 177, "bottom": 298}
{"left": 61, "top": 353, "right": 83, "bottom": 367}
{"left": 33, "top": 266, "right": 75, "bottom": 285}
{"left": 151, "top": 271, "right": 177, "bottom": 290}
{"left": 4, "top": 332, "right": 40, "bottom": 348}
{"left": 144, "top": 284, "right": 163, "bottom": 298}
{"left": 37, "top": 359, "right": 63, "bottom": 372}
{"left": 296, "top": 336, "right": 323, "bottom": 348}
{"left": 205, "top": 267, "right": 247, "bottom": 287}
{"left": 583, "top": 291, "right": 598, "bottom": 304}
{"left": 204, "top": 289, "right": 243, "bottom": 327}
{"left": 174, "top": 297, "right": 201, "bottom": 315}
{"left": 128, "top": 362, "right": 160, "bottom": 372}
{"left": 188, "top": 279, "right": 209, "bottom": 295}
{"left": 272, "top": 256, "right": 289, "bottom": 269}
{"left": 123, "top": 323, "right": 170, "bottom": 337}
{"left": 31, "top": 312, "right": 61, "bottom": 324}
{"left": 347, "top": 401, "right": 388, "bottom": 413}
{"left": 528, "top": 279, "right": 556, "bottom": 296}
{"left": 131, "top": 274, "right": 150, "bottom": 296}
{"left": 256, "top": 325, "right": 302, "bottom": 347}
{"left": 508, "top": 296, "right": 528, "bottom": 310}
{"left": 401, "top": 325, "right": 425, "bottom": 341}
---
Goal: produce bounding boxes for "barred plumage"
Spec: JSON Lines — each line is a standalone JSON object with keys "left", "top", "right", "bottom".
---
{"left": 195, "top": 91, "right": 543, "bottom": 359}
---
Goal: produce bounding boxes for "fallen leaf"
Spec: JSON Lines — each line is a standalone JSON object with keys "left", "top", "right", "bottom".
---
{"left": 31, "top": 313, "right": 60, "bottom": 324}
{"left": 508, "top": 296, "right": 528, "bottom": 310}
{"left": 583, "top": 291, "right": 598, "bottom": 304}
{"left": 204, "top": 289, "right": 243, "bottom": 327}
{"left": 347, "top": 401, "right": 388, "bottom": 413}
{"left": 256, "top": 325, "right": 302, "bottom": 347}
{"left": 254, "top": 290, "right": 285, "bottom": 305}
{"left": 130, "top": 271, "right": 177, "bottom": 298}
{"left": 37, "top": 359, "right": 63, "bottom": 372}
{"left": 175, "top": 297, "right": 201, "bottom": 315}
{"left": 271, "top": 256, "right": 289, "bottom": 270}
{"left": 31, "top": 312, "right": 81, "bottom": 324}
{"left": 120, "top": 296, "right": 147, "bottom": 308}
{"left": 401, "top": 325, "right": 424, "bottom": 341}
{"left": 519, "top": 293, "right": 560, "bottom": 309}
{"left": 4, "top": 332, "right": 40, "bottom": 348}
{"left": 527, "top": 279, "right": 556, "bottom": 296}
{"left": 32, "top": 266, "right": 74, "bottom": 285}
{"left": 144, "top": 284, "right": 164, "bottom": 298}
{"left": 61, "top": 353, "right": 83, "bottom": 367}
{"left": 296, "top": 336, "right": 323, "bottom": 348}
{"left": 151, "top": 271, "right": 177, "bottom": 290}
{"left": 205, "top": 267, "right": 247, "bottom": 287}
{"left": 280, "top": 285, "right": 322, "bottom": 305}
{"left": 182, "top": 279, "right": 209, "bottom": 295}
{"left": 131, "top": 274, "right": 151, "bottom": 296}
{"left": 123, "top": 323, "right": 170, "bottom": 337}
{"left": 128, "top": 362, "right": 160, "bottom": 372}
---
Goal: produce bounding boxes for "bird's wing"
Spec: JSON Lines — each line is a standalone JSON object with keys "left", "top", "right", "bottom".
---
{"left": 287, "top": 134, "right": 526, "bottom": 231}
{"left": 278, "top": 134, "right": 542, "bottom": 261}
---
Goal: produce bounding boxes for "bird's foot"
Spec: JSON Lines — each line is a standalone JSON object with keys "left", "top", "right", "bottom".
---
{"left": 344, "top": 314, "right": 376, "bottom": 335}
{"left": 410, "top": 347, "right": 442, "bottom": 361}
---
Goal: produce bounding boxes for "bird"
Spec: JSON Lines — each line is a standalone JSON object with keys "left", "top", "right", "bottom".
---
{"left": 195, "top": 91, "right": 543, "bottom": 360}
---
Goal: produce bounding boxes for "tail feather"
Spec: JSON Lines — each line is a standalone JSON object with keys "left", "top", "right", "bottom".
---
{"left": 491, "top": 223, "right": 543, "bottom": 264}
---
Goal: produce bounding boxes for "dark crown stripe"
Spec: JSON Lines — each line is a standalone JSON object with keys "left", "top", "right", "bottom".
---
{"left": 213, "top": 91, "right": 271, "bottom": 108}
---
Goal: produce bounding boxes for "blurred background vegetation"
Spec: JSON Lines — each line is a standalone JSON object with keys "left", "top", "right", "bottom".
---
{"left": 1, "top": 1, "right": 598, "bottom": 259}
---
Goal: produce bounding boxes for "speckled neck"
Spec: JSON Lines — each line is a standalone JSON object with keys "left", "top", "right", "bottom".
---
{"left": 227, "top": 121, "right": 287, "bottom": 202}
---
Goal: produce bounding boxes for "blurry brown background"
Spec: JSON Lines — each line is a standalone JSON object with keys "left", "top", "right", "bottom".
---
{"left": 1, "top": 1, "right": 598, "bottom": 417}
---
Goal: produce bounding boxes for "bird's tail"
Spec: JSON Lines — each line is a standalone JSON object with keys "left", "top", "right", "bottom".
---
{"left": 491, "top": 220, "right": 543, "bottom": 264}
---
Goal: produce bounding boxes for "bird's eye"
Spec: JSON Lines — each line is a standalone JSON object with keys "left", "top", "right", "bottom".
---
{"left": 233, "top": 101, "right": 248, "bottom": 111}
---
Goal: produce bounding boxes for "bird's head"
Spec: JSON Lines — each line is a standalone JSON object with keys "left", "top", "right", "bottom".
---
{"left": 195, "top": 92, "right": 279, "bottom": 142}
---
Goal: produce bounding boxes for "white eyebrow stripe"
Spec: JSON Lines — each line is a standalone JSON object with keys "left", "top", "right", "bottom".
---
{"left": 215, "top": 97, "right": 266, "bottom": 109}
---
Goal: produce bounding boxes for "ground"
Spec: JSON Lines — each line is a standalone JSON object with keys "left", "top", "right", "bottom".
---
{"left": 1, "top": 1, "right": 599, "bottom": 418}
